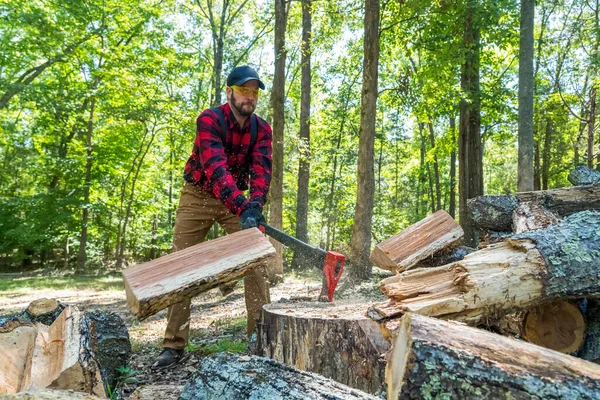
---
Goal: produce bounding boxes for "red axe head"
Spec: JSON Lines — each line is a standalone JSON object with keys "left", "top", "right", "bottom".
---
{"left": 322, "top": 251, "right": 345, "bottom": 302}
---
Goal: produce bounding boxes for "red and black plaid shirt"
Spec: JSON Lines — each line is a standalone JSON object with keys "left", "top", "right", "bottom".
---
{"left": 184, "top": 103, "right": 273, "bottom": 215}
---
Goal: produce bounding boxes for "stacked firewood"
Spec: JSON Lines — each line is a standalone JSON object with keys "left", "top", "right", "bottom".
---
{"left": 367, "top": 166, "right": 600, "bottom": 399}
{"left": 0, "top": 299, "right": 130, "bottom": 398}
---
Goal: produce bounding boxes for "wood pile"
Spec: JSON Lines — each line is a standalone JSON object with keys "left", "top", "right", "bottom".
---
{"left": 0, "top": 299, "right": 130, "bottom": 398}
{"left": 249, "top": 167, "right": 600, "bottom": 400}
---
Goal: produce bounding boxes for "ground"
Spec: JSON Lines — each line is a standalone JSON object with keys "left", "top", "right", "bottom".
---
{"left": 0, "top": 268, "right": 389, "bottom": 399}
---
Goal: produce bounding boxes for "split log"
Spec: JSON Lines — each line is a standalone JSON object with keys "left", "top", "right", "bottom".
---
{"left": 386, "top": 313, "right": 600, "bottom": 400}
{"left": 370, "top": 210, "right": 464, "bottom": 273}
{"left": 370, "top": 211, "right": 600, "bottom": 324}
{"left": 250, "top": 301, "right": 390, "bottom": 396}
{"left": 122, "top": 228, "right": 276, "bottom": 320}
{"left": 468, "top": 183, "right": 600, "bottom": 231}
{"left": 512, "top": 201, "right": 559, "bottom": 233}
{"left": 179, "top": 352, "right": 378, "bottom": 400}
{"left": 0, "top": 300, "right": 130, "bottom": 397}
{"left": 0, "top": 389, "right": 103, "bottom": 399}
{"left": 409, "top": 245, "right": 475, "bottom": 269}
{"left": 569, "top": 165, "right": 600, "bottom": 186}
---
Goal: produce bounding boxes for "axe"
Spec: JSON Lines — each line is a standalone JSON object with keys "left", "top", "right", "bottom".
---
{"left": 259, "top": 222, "right": 345, "bottom": 302}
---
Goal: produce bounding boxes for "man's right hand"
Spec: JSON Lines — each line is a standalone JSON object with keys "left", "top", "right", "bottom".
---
{"left": 239, "top": 202, "right": 265, "bottom": 230}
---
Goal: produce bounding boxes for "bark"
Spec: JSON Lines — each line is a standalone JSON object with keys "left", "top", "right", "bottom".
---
{"left": 349, "top": 0, "right": 379, "bottom": 280}
{"left": 292, "top": 0, "right": 312, "bottom": 268}
{"left": 449, "top": 115, "right": 457, "bottom": 218}
{"left": 76, "top": 96, "right": 96, "bottom": 272}
{"left": 386, "top": 313, "right": 600, "bottom": 400}
{"left": 589, "top": 87, "right": 597, "bottom": 170}
{"left": 568, "top": 165, "right": 600, "bottom": 185}
{"left": 129, "top": 385, "right": 183, "bottom": 400}
{"left": 268, "top": 0, "right": 289, "bottom": 282}
{"left": 250, "top": 301, "right": 390, "bottom": 396}
{"left": 370, "top": 211, "right": 600, "bottom": 324}
{"left": 370, "top": 210, "right": 464, "bottom": 273}
{"left": 179, "top": 352, "right": 378, "bottom": 400}
{"left": 542, "top": 119, "right": 552, "bottom": 190}
{"left": 428, "top": 122, "right": 441, "bottom": 210}
{"left": 122, "top": 229, "right": 276, "bottom": 320}
{"left": 518, "top": 0, "right": 535, "bottom": 192}
{"left": 410, "top": 245, "right": 475, "bottom": 270}
{"left": 458, "top": 0, "right": 483, "bottom": 247}
{"left": 468, "top": 183, "right": 600, "bottom": 231}
{"left": 579, "top": 299, "right": 600, "bottom": 363}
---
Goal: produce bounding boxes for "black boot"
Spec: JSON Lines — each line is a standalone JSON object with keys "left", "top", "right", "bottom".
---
{"left": 151, "top": 348, "right": 184, "bottom": 369}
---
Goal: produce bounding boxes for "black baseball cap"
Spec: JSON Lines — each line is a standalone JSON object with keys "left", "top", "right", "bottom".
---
{"left": 227, "top": 66, "right": 265, "bottom": 90}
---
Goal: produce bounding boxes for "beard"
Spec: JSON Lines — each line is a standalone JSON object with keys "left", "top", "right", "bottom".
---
{"left": 230, "top": 94, "right": 256, "bottom": 116}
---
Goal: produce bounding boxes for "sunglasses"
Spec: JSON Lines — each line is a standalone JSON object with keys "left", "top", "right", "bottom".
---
{"left": 231, "top": 85, "right": 260, "bottom": 97}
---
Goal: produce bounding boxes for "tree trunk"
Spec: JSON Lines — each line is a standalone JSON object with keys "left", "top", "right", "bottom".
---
{"left": 180, "top": 353, "right": 378, "bottom": 400}
{"left": 542, "top": 120, "right": 552, "bottom": 190}
{"left": 589, "top": 87, "right": 596, "bottom": 169}
{"left": 468, "top": 183, "right": 600, "bottom": 231}
{"left": 76, "top": 96, "right": 96, "bottom": 272}
{"left": 458, "top": 0, "right": 483, "bottom": 247}
{"left": 534, "top": 137, "right": 541, "bottom": 190}
{"left": 518, "top": 0, "right": 535, "bottom": 192}
{"left": 385, "top": 313, "right": 600, "bottom": 400}
{"left": 428, "top": 122, "right": 441, "bottom": 211}
{"left": 292, "top": 0, "right": 312, "bottom": 269}
{"left": 250, "top": 301, "right": 390, "bottom": 396}
{"left": 349, "top": 0, "right": 379, "bottom": 280}
{"left": 268, "top": 0, "right": 289, "bottom": 282}
{"left": 371, "top": 211, "right": 600, "bottom": 324}
{"left": 449, "top": 115, "right": 457, "bottom": 218}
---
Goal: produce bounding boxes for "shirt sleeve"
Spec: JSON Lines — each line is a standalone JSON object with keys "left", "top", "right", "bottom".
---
{"left": 248, "top": 120, "right": 273, "bottom": 209}
{"left": 196, "top": 111, "right": 249, "bottom": 215}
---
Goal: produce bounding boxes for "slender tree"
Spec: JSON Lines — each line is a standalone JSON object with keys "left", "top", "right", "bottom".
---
{"left": 518, "top": 0, "right": 535, "bottom": 192}
{"left": 349, "top": 0, "right": 380, "bottom": 280}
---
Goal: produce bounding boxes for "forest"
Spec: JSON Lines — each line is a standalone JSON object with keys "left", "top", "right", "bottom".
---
{"left": 1, "top": 0, "right": 598, "bottom": 280}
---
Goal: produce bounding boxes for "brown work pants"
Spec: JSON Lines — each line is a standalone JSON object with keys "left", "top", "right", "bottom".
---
{"left": 162, "top": 182, "right": 270, "bottom": 349}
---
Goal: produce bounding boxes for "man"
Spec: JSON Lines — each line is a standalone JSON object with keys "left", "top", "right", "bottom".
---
{"left": 152, "top": 65, "right": 272, "bottom": 369}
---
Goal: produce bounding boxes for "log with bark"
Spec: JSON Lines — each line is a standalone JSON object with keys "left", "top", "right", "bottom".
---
{"left": 568, "top": 165, "right": 600, "bottom": 186}
{"left": 250, "top": 300, "right": 390, "bottom": 396}
{"left": 512, "top": 201, "right": 559, "bottom": 233}
{"left": 122, "top": 228, "right": 276, "bottom": 320}
{"left": 468, "top": 183, "right": 600, "bottom": 231}
{"left": 386, "top": 313, "right": 600, "bottom": 400}
{"left": 0, "top": 299, "right": 130, "bottom": 397}
{"left": 178, "top": 352, "right": 378, "bottom": 400}
{"left": 370, "top": 210, "right": 464, "bottom": 273}
{"left": 0, "top": 389, "right": 103, "bottom": 399}
{"left": 370, "top": 211, "right": 600, "bottom": 324}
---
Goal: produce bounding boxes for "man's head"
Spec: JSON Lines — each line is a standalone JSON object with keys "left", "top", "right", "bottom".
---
{"left": 226, "top": 66, "right": 265, "bottom": 117}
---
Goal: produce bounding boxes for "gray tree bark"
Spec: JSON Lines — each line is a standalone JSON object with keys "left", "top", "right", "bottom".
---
{"left": 518, "top": 0, "right": 535, "bottom": 192}
{"left": 349, "top": 0, "right": 380, "bottom": 280}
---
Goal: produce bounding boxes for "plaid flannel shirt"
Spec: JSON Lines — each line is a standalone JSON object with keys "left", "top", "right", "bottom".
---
{"left": 183, "top": 103, "right": 273, "bottom": 215}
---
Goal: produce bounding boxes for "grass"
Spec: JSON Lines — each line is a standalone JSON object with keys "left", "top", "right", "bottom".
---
{"left": 0, "top": 275, "right": 124, "bottom": 293}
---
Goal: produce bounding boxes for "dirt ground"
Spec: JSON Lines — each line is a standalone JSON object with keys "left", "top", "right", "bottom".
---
{"left": 0, "top": 270, "right": 389, "bottom": 399}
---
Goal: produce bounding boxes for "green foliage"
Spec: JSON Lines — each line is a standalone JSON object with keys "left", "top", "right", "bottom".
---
{"left": 106, "top": 365, "right": 139, "bottom": 400}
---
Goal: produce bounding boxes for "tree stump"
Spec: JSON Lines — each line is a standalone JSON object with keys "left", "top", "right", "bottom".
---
{"left": 179, "top": 352, "right": 378, "bottom": 399}
{"left": 250, "top": 300, "right": 390, "bottom": 396}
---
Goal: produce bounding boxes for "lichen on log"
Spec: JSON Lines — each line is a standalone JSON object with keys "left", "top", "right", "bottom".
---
{"left": 568, "top": 166, "right": 600, "bottom": 186}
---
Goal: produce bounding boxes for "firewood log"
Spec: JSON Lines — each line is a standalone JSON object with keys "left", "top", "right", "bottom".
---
{"left": 370, "top": 211, "right": 600, "bottom": 324}
{"left": 122, "top": 228, "right": 276, "bottom": 320}
{"left": 468, "top": 183, "right": 600, "bottom": 231}
{"left": 250, "top": 300, "right": 390, "bottom": 396}
{"left": 179, "top": 352, "right": 378, "bottom": 399}
{"left": 370, "top": 210, "right": 464, "bottom": 273}
{"left": 568, "top": 165, "right": 600, "bottom": 186}
{"left": 386, "top": 313, "right": 600, "bottom": 400}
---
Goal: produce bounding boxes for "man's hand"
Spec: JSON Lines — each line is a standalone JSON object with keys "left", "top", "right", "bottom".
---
{"left": 240, "top": 202, "right": 265, "bottom": 230}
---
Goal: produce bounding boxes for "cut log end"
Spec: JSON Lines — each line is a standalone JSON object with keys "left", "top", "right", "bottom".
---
{"left": 523, "top": 300, "right": 585, "bottom": 354}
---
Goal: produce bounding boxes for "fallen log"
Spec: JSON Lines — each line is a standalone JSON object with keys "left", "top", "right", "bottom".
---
{"left": 468, "top": 183, "right": 600, "bottom": 231}
{"left": 386, "top": 313, "right": 600, "bottom": 400}
{"left": 179, "top": 352, "right": 378, "bottom": 400}
{"left": 250, "top": 300, "right": 390, "bottom": 396}
{"left": 370, "top": 211, "right": 600, "bottom": 324}
{"left": 0, "top": 388, "right": 103, "bottom": 399}
{"left": 0, "top": 300, "right": 130, "bottom": 397}
{"left": 569, "top": 165, "right": 600, "bottom": 186}
{"left": 122, "top": 228, "right": 276, "bottom": 320}
{"left": 579, "top": 299, "right": 600, "bottom": 363}
{"left": 512, "top": 201, "right": 559, "bottom": 233}
{"left": 129, "top": 385, "right": 183, "bottom": 400}
{"left": 370, "top": 210, "right": 463, "bottom": 273}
